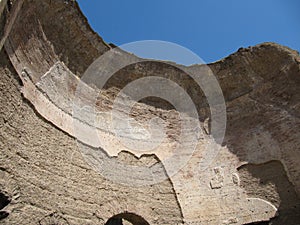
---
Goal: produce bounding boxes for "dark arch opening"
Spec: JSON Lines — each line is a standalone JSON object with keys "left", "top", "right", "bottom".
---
{"left": 0, "top": 191, "right": 10, "bottom": 220}
{"left": 243, "top": 221, "right": 270, "bottom": 225}
{"left": 105, "top": 212, "right": 150, "bottom": 225}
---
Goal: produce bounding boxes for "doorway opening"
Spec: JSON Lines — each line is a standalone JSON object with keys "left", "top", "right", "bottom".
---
{"left": 105, "top": 212, "right": 150, "bottom": 225}
{"left": 0, "top": 191, "right": 10, "bottom": 220}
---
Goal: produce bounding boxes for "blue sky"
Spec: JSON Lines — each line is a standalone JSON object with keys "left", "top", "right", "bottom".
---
{"left": 77, "top": 0, "right": 300, "bottom": 64}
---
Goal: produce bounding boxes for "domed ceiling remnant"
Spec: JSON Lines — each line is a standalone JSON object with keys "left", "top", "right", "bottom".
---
{"left": 0, "top": 0, "right": 299, "bottom": 224}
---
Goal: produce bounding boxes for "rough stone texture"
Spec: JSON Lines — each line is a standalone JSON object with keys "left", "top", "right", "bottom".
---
{"left": 0, "top": 0, "right": 299, "bottom": 224}
{"left": 238, "top": 161, "right": 300, "bottom": 225}
{"left": 0, "top": 49, "right": 183, "bottom": 225}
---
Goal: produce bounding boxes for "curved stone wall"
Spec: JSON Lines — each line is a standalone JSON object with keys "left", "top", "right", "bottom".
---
{"left": 0, "top": 0, "right": 299, "bottom": 224}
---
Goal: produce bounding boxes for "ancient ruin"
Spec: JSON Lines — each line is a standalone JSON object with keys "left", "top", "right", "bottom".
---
{"left": 0, "top": 0, "right": 299, "bottom": 224}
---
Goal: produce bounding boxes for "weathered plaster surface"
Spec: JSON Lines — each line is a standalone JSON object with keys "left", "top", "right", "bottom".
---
{"left": 0, "top": 0, "right": 299, "bottom": 224}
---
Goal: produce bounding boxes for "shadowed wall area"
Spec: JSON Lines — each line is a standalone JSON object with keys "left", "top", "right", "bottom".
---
{"left": 238, "top": 161, "right": 300, "bottom": 224}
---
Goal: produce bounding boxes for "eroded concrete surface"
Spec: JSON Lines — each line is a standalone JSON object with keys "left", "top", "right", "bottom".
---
{"left": 0, "top": 0, "right": 300, "bottom": 224}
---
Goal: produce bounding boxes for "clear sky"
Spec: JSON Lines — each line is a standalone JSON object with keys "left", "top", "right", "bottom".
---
{"left": 77, "top": 0, "right": 300, "bottom": 64}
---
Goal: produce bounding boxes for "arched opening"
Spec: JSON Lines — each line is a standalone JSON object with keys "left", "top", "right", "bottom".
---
{"left": 105, "top": 212, "right": 150, "bottom": 225}
{"left": 0, "top": 191, "right": 10, "bottom": 220}
{"left": 243, "top": 221, "right": 270, "bottom": 225}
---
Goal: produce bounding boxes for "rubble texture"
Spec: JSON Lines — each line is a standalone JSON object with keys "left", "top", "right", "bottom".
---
{"left": 0, "top": 0, "right": 299, "bottom": 224}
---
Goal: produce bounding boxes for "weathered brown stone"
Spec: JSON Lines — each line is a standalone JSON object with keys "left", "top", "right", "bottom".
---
{"left": 0, "top": 0, "right": 299, "bottom": 224}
